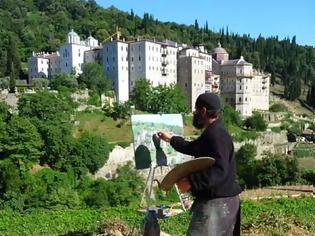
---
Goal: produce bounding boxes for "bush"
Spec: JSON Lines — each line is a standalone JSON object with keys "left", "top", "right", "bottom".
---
{"left": 301, "top": 169, "right": 315, "bottom": 185}
{"left": 103, "top": 101, "right": 131, "bottom": 120}
{"left": 87, "top": 91, "right": 100, "bottom": 106}
{"left": 269, "top": 103, "right": 288, "bottom": 112}
{"left": 243, "top": 113, "right": 267, "bottom": 131}
{"left": 222, "top": 104, "right": 242, "bottom": 127}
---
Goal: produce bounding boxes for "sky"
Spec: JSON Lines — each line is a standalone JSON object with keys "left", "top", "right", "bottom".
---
{"left": 96, "top": 0, "right": 315, "bottom": 46}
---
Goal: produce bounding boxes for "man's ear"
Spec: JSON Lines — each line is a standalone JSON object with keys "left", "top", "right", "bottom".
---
{"left": 201, "top": 107, "right": 207, "bottom": 115}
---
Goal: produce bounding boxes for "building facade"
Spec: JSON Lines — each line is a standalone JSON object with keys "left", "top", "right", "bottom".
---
{"left": 28, "top": 31, "right": 270, "bottom": 115}
{"left": 59, "top": 30, "right": 99, "bottom": 75}
{"left": 28, "top": 52, "right": 60, "bottom": 82}
{"left": 212, "top": 44, "right": 270, "bottom": 117}
{"left": 177, "top": 47, "right": 219, "bottom": 111}
{"left": 102, "top": 40, "right": 129, "bottom": 102}
{"left": 129, "top": 39, "right": 178, "bottom": 90}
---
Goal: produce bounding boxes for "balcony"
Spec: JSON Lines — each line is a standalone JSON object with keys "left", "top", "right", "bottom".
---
{"left": 161, "top": 61, "right": 168, "bottom": 67}
{"left": 161, "top": 69, "right": 167, "bottom": 76}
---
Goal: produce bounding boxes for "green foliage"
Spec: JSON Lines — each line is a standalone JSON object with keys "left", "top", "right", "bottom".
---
{"left": 293, "top": 144, "right": 315, "bottom": 158}
{"left": 0, "top": 115, "right": 43, "bottom": 164}
{"left": 78, "top": 63, "right": 111, "bottom": 100}
{"left": 222, "top": 104, "right": 242, "bottom": 127}
{"left": 130, "top": 79, "right": 151, "bottom": 111}
{"left": 0, "top": 0, "right": 314, "bottom": 104}
{"left": 242, "top": 197, "right": 315, "bottom": 234}
{"left": 21, "top": 168, "right": 82, "bottom": 210}
{"left": 256, "top": 153, "right": 301, "bottom": 187}
{"left": 235, "top": 144, "right": 258, "bottom": 188}
{"left": 85, "top": 162, "right": 144, "bottom": 208}
{"left": 18, "top": 91, "right": 74, "bottom": 123}
{"left": 269, "top": 103, "right": 288, "bottom": 112}
{"left": 87, "top": 91, "right": 100, "bottom": 106}
{"left": 230, "top": 128, "right": 258, "bottom": 142}
{"left": 0, "top": 209, "right": 101, "bottom": 235}
{"left": 271, "top": 126, "right": 281, "bottom": 133}
{"left": 40, "top": 122, "right": 74, "bottom": 168}
{"left": 103, "top": 101, "right": 131, "bottom": 120}
{"left": 0, "top": 197, "right": 315, "bottom": 235}
{"left": 74, "top": 132, "right": 109, "bottom": 174}
{"left": 50, "top": 73, "right": 78, "bottom": 91}
{"left": 0, "top": 77, "right": 9, "bottom": 90}
{"left": 0, "top": 160, "right": 22, "bottom": 199}
{"left": 0, "top": 101, "right": 10, "bottom": 121}
{"left": 131, "top": 79, "right": 188, "bottom": 113}
{"left": 243, "top": 113, "right": 267, "bottom": 131}
{"left": 31, "top": 77, "right": 49, "bottom": 91}
{"left": 301, "top": 169, "right": 315, "bottom": 185}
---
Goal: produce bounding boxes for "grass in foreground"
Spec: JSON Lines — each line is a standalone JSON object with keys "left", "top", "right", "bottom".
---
{"left": 1, "top": 196, "right": 314, "bottom": 236}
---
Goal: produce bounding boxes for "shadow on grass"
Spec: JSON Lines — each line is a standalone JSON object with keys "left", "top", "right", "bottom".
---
{"left": 61, "top": 232, "right": 93, "bottom": 236}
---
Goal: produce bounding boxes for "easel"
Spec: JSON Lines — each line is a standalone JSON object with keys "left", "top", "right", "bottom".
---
{"left": 140, "top": 164, "right": 187, "bottom": 213}
{"left": 140, "top": 164, "right": 187, "bottom": 236}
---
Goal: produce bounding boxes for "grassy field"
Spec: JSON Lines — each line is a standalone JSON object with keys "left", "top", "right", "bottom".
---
{"left": 73, "top": 111, "right": 199, "bottom": 147}
{"left": 1, "top": 196, "right": 314, "bottom": 236}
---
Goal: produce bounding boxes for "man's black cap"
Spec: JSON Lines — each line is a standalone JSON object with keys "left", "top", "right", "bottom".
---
{"left": 195, "top": 93, "right": 221, "bottom": 112}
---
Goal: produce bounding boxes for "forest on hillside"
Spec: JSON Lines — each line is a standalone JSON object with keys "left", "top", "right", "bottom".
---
{"left": 1, "top": 0, "right": 315, "bottom": 104}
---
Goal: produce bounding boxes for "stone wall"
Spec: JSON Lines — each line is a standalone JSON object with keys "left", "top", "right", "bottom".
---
{"left": 234, "top": 130, "right": 295, "bottom": 159}
{"left": 97, "top": 130, "right": 295, "bottom": 179}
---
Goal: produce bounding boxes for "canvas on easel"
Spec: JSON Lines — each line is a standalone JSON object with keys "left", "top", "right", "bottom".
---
{"left": 131, "top": 114, "right": 192, "bottom": 169}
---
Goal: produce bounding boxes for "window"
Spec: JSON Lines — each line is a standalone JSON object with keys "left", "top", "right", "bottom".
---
{"left": 121, "top": 57, "right": 123, "bottom": 61}
{"left": 139, "top": 56, "right": 141, "bottom": 61}
{"left": 240, "top": 85, "right": 242, "bottom": 90}
{"left": 113, "top": 57, "right": 115, "bottom": 61}
{"left": 245, "top": 97, "right": 247, "bottom": 101}
{"left": 121, "top": 46, "right": 123, "bottom": 51}
{"left": 239, "top": 97, "right": 241, "bottom": 102}
{"left": 131, "top": 57, "right": 133, "bottom": 62}
{"left": 113, "top": 66, "right": 115, "bottom": 71}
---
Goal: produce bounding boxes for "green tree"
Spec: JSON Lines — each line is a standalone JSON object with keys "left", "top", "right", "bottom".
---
{"left": 103, "top": 101, "right": 131, "bottom": 120}
{"left": 243, "top": 113, "right": 267, "bottom": 131}
{"left": 147, "top": 84, "right": 188, "bottom": 113}
{"left": 9, "top": 62, "right": 16, "bottom": 93}
{"left": 222, "top": 104, "right": 242, "bottom": 127}
{"left": 74, "top": 132, "right": 109, "bottom": 174}
{"left": 0, "top": 116, "right": 43, "bottom": 164}
{"left": 18, "top": 91, "right": 73, "bottom": 123}
{"left": 235, "top": 144, "right": 258, "bottom": 188}
{"left": 78, "top": 63, "right": 111, "bottom": 103}
{"left": 130, "top": 79, "right": 151, "bottom": 111}
{"left": 22, "top": 168, "right": 82, "bottom": 209}
{"left": 50, "top": 73, "right": 78, "bottom": 91}
{"left": 31, "top": 77, "right": 49, "bottom": 90}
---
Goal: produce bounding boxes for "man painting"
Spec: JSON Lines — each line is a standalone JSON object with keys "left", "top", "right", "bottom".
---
{"left": 158, "top": 93, "right": 241, "bottom": 236}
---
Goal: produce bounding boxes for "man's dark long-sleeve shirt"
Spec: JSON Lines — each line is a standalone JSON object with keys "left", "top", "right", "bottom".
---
{"left": 170, "top": 120, "right": 241, "bottom": 200}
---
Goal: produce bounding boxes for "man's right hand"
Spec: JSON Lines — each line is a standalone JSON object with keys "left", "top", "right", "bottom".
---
{"left": 157, "top": 131, "right": 173, "bottom": 143}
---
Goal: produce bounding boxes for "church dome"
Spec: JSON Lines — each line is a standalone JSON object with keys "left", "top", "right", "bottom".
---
{"left": 212, "top": 43, "right": 227, "bottom": 54}
{"left": 68, "top": 29, "right": 79, "bottom": 37}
